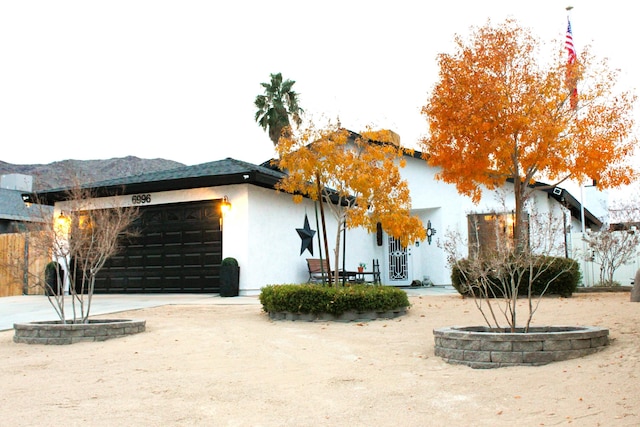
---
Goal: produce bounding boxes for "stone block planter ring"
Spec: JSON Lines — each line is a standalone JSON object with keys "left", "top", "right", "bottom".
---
{"left": 434, "top": 325, "right": 609, "bottom": 369}
{"left": 268, "top": 308, "right": 407, "bottom": 322}
{"left": 14, "top": 319, "right": 146, "bottom": 345}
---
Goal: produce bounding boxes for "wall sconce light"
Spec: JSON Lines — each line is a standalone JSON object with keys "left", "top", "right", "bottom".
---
{"left": 220, "top": 196, "right": 232, "bottom": 214}
{"left": 54, "top": 211, "right": 71, "bottom": 235}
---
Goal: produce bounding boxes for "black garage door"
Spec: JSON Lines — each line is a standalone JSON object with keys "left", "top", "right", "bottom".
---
{"left": 93, "top": 200, "right": 223, "bottom": 293}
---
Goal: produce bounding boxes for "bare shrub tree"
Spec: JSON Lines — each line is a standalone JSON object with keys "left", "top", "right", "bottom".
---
{"left": 27, "top": 184, "right": 139, "bottom": 323}
{"left": 442, "top": 202, "right": 575, "bottom": 332}
{"left": 583, "top": 193, "right": 640, "bottom": 286}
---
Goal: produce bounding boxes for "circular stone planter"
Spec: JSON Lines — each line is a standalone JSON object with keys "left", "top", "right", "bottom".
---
{"left": 268, "top": 308, "right": 407, "bottom": 322}
{"left": 13, "top": 319, "right": 146, "bottom": 345}
{"left": 433, "top": 325, "right": 609, "bottom": 369}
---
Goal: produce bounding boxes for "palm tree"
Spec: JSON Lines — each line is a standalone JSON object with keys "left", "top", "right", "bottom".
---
{"left": 254, "top": 72, "right": 304, "bottom": 146}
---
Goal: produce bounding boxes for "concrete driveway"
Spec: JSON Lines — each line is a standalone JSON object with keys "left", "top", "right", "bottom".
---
{"left": 0, "top": 285, "right": 456, "bottom": 332}
{"left": 0, "top": 294, "right": 260, "bottom": 331}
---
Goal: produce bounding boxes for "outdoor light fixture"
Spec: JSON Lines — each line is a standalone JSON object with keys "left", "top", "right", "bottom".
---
{"left": 54, "top": 212, "right": 71, "bottom": 235}
{"left": 220, "top": 196, "right": 232, "bottom": 214}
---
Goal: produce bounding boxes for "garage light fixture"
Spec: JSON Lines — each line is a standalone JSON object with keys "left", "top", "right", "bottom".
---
{"left": 221, "top": 196, "right": 232, "bottom": 214}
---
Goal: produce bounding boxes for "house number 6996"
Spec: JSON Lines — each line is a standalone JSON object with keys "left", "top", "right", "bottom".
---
{"left": 131, "top": 194, "right": 151, "bottom": 204}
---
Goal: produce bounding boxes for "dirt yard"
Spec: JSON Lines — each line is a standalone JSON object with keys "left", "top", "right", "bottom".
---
{"left": 1, "top": 292, "right": 638, "bottom": 426}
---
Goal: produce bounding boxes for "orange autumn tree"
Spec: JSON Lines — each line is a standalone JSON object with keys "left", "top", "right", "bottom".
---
{"left": 276, "top": 121, "right": 425, "bottom": 286}
{"left": 420, "top": 19, "right": 637, "bottom": 251}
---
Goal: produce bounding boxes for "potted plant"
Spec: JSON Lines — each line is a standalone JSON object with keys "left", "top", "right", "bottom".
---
{"left": 220, "top": 257, "right": 240, "bottom": 297}
{"left": 357, "top": 262, "right": 366, "bottom": 273}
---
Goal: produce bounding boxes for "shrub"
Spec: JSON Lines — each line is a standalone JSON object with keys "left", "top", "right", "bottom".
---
{"left": 221, "top": 257, "right": 238, "bottom": 267}
{"left": 594, "top": 280, "right": 621, "bottom": 287}
{"left": 531, "top": 256, "right": 580, "bottom": 297}
{"left": 451, "top": 255, "right": 580, "bottom": 298}
{"left": 259, "top": 284, "right": 410, "bottom": 315}
{"left": 450, "top": 258, "right": 474, "bottom": 296}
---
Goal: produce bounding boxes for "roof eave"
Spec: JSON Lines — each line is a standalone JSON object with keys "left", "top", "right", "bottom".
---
{"left": 29, "top": 170, "right": 281, "bottom": 205}
{"left": 544, "top": 186, "right": 603, "bottom": 230}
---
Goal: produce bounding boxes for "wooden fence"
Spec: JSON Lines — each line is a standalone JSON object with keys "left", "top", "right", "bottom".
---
{"left": 0, "top": 233, "right": 49, "bottom": 297}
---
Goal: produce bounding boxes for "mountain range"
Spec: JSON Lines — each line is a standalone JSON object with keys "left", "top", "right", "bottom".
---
{"left": 0, "top": 156, "right": 185, "bottom": 191}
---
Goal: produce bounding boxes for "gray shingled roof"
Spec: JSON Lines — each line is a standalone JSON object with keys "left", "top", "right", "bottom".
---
{"left": 0, "top": 188, "right": 51, "bottom": 222}
{"left": 35, "top": 158, "right": 286, "bottom": 204}
{"left": 84, "top": 157, "right": 283, "bottom": 188}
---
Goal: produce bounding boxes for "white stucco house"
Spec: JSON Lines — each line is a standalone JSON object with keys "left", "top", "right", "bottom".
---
{"left": 32, "top": 134, "right": 602, "bottom": 296}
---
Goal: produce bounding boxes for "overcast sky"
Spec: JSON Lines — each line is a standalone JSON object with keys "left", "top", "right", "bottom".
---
{"left": 1, "top": 1, "right": 637, "bottom": 170}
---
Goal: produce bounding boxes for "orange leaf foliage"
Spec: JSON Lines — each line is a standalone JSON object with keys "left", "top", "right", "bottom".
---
{"left": 275, "top": 121, "right": 425, "bottom": 248}
{"left": 420, "top": 19, "right": 637, "bottom": 204}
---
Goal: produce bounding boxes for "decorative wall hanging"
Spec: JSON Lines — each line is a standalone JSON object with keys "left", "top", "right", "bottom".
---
{"left": 426, "top": 220, "right": 437, "bottom": 245}
{"left": 296, "top": 214, "right": 316, "bottom": 255}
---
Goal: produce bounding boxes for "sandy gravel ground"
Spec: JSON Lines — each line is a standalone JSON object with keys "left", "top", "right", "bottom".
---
{"left": 1, "top": 292, "right": 638, "bottom": 426}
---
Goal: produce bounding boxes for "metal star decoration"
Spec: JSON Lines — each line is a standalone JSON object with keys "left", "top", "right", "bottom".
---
{"left": 296, "top": 214, "right": 316, "bottom": 255}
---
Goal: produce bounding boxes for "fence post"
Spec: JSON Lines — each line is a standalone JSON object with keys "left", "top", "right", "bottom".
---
{"left": 22, "top": 234, "right": 29, "bottom": 295}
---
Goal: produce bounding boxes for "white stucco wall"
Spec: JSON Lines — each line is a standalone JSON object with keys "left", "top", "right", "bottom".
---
{"left": 237, "top": 186, "right": 387, "bottom": 293}
{"left": 55, "top": 186, "right": 235, "bottom": 213}
{"left": 231, "top": 186, "right": 318, "bottom": 294}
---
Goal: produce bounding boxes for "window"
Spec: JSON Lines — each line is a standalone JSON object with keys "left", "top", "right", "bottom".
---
{"left": 467, "top": 212, "right": 528, "bottom": 257}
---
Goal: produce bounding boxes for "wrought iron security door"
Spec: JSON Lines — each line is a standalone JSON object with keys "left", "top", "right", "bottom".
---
{"left": 388, "top": 236, "right": 408, "bottom": 281}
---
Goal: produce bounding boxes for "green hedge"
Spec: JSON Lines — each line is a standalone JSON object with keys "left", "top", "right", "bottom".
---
{"left": 259, "top": 284, "right": 410, "bottom": 315}
{"left": 451, "top": 256, "right": 580, "bottom": 298}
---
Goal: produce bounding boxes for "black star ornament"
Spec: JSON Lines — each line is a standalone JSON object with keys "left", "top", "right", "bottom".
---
{"left": 296, "top": 214, "right": 316, "bottom": 255}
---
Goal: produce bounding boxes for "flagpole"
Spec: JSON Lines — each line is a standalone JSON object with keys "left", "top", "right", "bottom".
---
{"left": 566, "top": 5, "right": 590, "bottom": 285}
{"left": 567, "top": 4, "right": 579, "bottom": 201}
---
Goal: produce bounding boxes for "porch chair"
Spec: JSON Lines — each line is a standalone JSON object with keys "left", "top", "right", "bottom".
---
{"left": 306, "top": 258, "right": 332, "bottom": 283}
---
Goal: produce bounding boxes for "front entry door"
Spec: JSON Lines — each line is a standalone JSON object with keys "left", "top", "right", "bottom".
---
{"left": 387, "top": 236, "right": 412, "bottom": 286}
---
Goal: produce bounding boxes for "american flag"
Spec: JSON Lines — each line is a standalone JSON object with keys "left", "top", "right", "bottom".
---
{"left": 566, "top": 18, "right": 578, "bottom": 109}
{"left": 566, "top": 20, "right": 577, "bottom": 64}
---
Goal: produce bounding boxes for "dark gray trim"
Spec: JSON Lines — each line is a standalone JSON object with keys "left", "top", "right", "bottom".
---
{"left": 542, "top": 186, "right": 602, "bottom": 230}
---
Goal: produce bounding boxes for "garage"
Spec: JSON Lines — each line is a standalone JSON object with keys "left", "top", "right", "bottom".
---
{"left": 92, "top": 200, "right": 223, "bottom": 294}
{"left": 35, "top": 158, "right": 288, "bottom": 295}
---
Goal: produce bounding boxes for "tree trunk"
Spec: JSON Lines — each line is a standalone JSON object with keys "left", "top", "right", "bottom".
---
{"left": 513, "top": 179, "right": 527, "bottom": 253}
{"left": 631, "top": 269, "right": 640, "bottom": 302}
{"left": 317, "top": 176, "right": 332, "bottom": 285}
{"left": 333, "top": 221, "right": 342, "bottom": 287}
